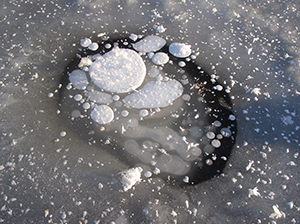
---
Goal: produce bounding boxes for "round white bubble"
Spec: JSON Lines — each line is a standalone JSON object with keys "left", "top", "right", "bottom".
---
{"left": 88, "top": 42, "right": 99, "bottom": 51}
{"left": 139, "top": 109, "right": 149, "bottom": 117}
{"left": 169, "top": 43, "right": 192, "bottom": 58}
{"left": 151, "top": 52, "right": 169, "bottom": 65}
{"left": 121, "top": 110, "right": 129, "bottom": 117}
{"left": 90, "top": 105, "right": 114, "bottom": 125}
{"left": 211, "top": 139, "right": 221, "bottom": 148}
{"left": 206, "top": 132, "right": 215, "bottom": 139}
{"left": 82, "top": 102, "right": 90, "bottom": 110}
{"left": 69, "top": 69, "right": 89, "bottom": 90}
{"left": 89, "top": 48, "right": 146, "bottom": 93}
{"left": 80, "top": 38, "right": 92, "bottom": 48}
{"left": 73, "top": 94, "right": 83, "bottom": 101}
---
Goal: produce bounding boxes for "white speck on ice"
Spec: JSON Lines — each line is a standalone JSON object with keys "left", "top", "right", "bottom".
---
{"left": 281, "top": 115, "right": 294, "bottom": 125}
{"left": 269, "top": 205, "right": 286, "bottom": 219}
{"left": 120, "top": 167, "right": 143, "bottom": 192}
{"left": 246, "top": 160, "right": 254, "bottom": 171}
{"left": 248, "top": 187, "right": 261, "bottom": 198}
{"left": 80, "top": 38, "right": 92, "bottom": 48}
{"left": 151, "top": 52, "right": 169, "bottom": 65}
{"left": 89, "top": 48, "right": 146, "bottom": 93}
{"left": 69, "top": 69, "right": 89, "bottom": 90}
{"left": 169, "top": 43, "right": 192, "bottom": 58}
{"left": 90, "top": 105, "right": 114, "bottom": 125}
{"left": 251, "top": 88, "right": 261, "bottom": 96}
{"left": 132, "top": 35, "right": 166, "bottom": 53}
{"left": 60, "top": 131, "right": 66, "bottom": 137}
{"left": 154, "top": 25, "right": 166, "bottom": 33}
{"left": 123, "top": 79, "right": 183, "bottom": 109}
{"left": 129, "top": 33, "right": 138, "bottom": 41}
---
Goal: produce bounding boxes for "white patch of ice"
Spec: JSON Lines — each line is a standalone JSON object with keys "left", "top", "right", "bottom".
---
{"left": 132, "top": 35, "right": 166, "bottom": 53}
{"left": 169, "top": 43, "right": 192, "bottom": 58}
{"left": 129, "top": 33, "right": 138, "bottom": 41}
{"left": 90, "top": 105, "right": 114, "bottom": 125}
{"left": 269, "top": 205, "right": 286, "bottom": 219}
{"left": 69, "top": 69, "right": 89, "bottom": 90}
{"left": 248, "top": 187, "right": 261, "bottom": 198}
{"left": 123, "top": 79, "right": 183, "bottom": 108}
{"left": 120, "top": 167, "right": 143, "bottom": 192}
{"left": 89, "top": 48, "right": 146, "bottom": 93}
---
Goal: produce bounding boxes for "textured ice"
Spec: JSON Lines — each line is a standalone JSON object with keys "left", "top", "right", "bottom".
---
{"left": 2, "top": 0, "right": 299, "bottom": 223}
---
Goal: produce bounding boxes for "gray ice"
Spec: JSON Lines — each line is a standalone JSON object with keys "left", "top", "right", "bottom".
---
{"left": 0, "top": 0, "right": 299, "bottom": 223}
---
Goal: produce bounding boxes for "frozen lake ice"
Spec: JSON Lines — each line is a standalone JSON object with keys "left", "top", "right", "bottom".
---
{"left": 0, "top": 0, "right": 299, "bottom": 223}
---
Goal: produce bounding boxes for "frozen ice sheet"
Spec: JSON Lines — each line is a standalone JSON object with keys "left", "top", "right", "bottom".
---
{"left": 0, "top": 0, "right": 299, "bottom": 223}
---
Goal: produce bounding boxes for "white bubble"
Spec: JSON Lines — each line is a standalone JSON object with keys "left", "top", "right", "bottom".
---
{"left": 139, "top": 109, "right": 149, "bottom": 117}
{"left": 206, "top": 132, "right": 215, "bottom": 139}
{"left": 89, "top": 48, "right": 146, "bottom": 93}
{"left": 80, "top": 38, "right": 92, "bottom": 48}
{"left": 144, "top": 171, "right": 152, "bottom": 178}
{"left": 220, "top": 128, "right": 232, "bottom": 137}
{"left": 152, "top": 52, "right": 169, "bottom": 65}
{"left": 213, "top": 120, "right": 222, "bottom": 127}
{"left": 121, "top": 110, "right": 129, "bottom": 117}
{"left": 82, "top": 102, "right": 90, "bottom": 110}
{"left": 229, "top": 114, "right": 236, "bottom": 121}
{"left": 60, "top": 131, "right": 66, "bottom": 137}
{"left": 73, "top": 94, "right": 83, "bottom": 101}
{"left": 112, "top": 95, "right": 120, "bottom": 101}
{"left": 206, "top": 159, "right": 213, "bottom": 165}
{"left": 178, "top": 61, "right": 186, "bottom": 67}
{"left": 69, "top": 69, "right": 89, "bottom": 90}
{"left": 88, "top": 42, "right": 99, "bottom": 51}
{"left": 169, "top": 43, "right": 192, "bottom": 58}
{"left": 211, "top": 139, "right": 221, "bottom": 148}
{"left": 48, "top": 93, "right": 54, "bottom": 98}
{"left": 90, "top": 105, "right": 114, "bottom": 125}
{"left": 214, "top": 85, "right": 223, "bottom": 91}
{"left": 132, "top": 35, "right": 166, "bottom": 53}
{"left": 105, "top": 43, "right": 111, "bottom": 49}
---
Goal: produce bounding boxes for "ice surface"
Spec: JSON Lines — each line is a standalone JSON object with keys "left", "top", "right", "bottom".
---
{"left": 1, "top": 0, "right": 300, "bottom": 223}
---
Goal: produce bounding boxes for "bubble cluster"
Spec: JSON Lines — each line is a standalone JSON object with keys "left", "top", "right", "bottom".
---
{"left": 59, "top": 35, "right": 237, "bottom": 185}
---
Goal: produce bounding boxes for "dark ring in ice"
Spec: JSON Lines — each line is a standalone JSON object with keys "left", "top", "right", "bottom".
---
{"left": 58, "top": 35, "right": 237, "bottom": 185}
